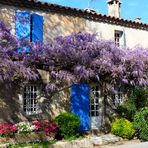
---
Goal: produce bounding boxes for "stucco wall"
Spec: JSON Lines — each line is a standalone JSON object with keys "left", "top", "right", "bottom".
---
{"left": 85, "top": 20, "right": 148, "bottom": 48}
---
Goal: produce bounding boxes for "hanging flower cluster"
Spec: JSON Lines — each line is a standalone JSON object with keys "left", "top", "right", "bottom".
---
{"left": 0, "top": 21, "right": 38, "bottom": 84}
{"left": 0, "top": 20, "right": 148, "bottom": 93}
{"left": 26, "top": 33, "right": 148, "bottom": 92}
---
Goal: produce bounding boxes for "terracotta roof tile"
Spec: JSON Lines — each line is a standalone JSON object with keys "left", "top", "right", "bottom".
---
{"left": 0, "top": 0, "right": 148, "bottom": 30}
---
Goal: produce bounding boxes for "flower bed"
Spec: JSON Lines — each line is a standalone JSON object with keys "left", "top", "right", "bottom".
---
{"left": 0, "top": 113, "right": 81, "bottom": 145}
{"left": 0, "top": 119, "right": 59, "bottom": 144}
{"left": 0, "top": 124, "right": 17, "bottom": 137}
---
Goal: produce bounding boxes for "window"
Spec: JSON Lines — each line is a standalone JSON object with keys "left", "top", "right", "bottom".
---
{"left": 23, "top": 85, "right": 40, "bottom": 115}
{"left": 90, "top": 85, "right": 100, "bottom": 117}
{"left": 114, "top": 30, "right": 123, "bottom": 47}
{"left": 15, "top": 12, "right": 43, "bottom": 52}
{"left": 112, "top": 87, "right": 124, "bottom": 107}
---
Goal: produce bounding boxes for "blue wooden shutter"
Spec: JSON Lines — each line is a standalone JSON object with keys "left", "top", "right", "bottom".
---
{"left": 71, "top": 84, "right": 90, "bottom": 131}
{"left": 31, "top": 14, "right": 43, "bottom": 42}
{"left": 16, "top": 12, "right": 31, "bottom": 52}
{"left": 16, "top": 12, "right": 31, "bottom": 41}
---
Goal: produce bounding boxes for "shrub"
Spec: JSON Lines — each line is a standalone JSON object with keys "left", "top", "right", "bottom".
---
{"left": 111, "top": 118, "right": 136, "bottom": 139}
{"left": 16, "top": 122, "right": 33, "bottom": 134}
{"left": 117, "top": 99, "right": 137, "bottom": 121}
{"left": 0, "top": 123, "right": 17, "bottom": 137}
{"left": 54, "top": 112, "right": 80, "bottom": 139}
{"left": 133, "top": 107, "right": 148, "bottom": 141}
{"left": 132, "top": 87, "right": 148, "bottom": 108}
{"left": 117, "top": 87, "right": 148, "bottom": 121}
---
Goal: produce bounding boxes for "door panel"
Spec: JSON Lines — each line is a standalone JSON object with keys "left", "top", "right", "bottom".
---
{"left": 90, "top": 85, "right": 102, "bottom": 129}
{"left": 71, "top": 84, "right": 90, "bottom": 131}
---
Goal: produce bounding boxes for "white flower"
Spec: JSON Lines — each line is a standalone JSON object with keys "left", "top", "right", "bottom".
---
{"left": 16, "top": 122, "right": 32, "bottom": 133}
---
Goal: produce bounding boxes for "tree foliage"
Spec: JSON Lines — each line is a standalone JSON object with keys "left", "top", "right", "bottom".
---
{"left": 0, "top": 20, "right": 148, "bottom": 93}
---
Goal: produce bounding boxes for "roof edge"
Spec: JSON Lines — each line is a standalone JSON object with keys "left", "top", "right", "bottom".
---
{"left": 0, "top": 0, "right": 148, "bottom": 31}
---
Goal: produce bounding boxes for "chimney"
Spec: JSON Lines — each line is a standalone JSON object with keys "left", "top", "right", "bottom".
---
{"left": 134, "top": 17, "right": 141, "bottom": 23}
{"left": 107, "top": 0, "right": 121, "bottom": 18}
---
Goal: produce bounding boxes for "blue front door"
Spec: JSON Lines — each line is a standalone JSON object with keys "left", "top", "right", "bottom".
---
{"left": 71, "top": 84, "right": 90, "bottom": 131}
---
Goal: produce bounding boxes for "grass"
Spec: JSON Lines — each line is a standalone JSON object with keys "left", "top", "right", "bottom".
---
{"left": 8, "top": 140, "right": 56, "bottom": 148}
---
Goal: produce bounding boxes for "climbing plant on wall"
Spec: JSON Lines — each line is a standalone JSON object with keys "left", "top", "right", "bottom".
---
{"left": 0, "top": 21, "right": 38, "bottom": 85}
{"left": 26, "top": 33, "right": 148, "bottom": 93}
{"left": 0, "top": 21, "right": 148, "bottom": 93}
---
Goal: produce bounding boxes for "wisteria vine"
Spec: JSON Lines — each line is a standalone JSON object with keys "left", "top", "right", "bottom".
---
{"left": 0, "top": 21, "right": 147, "bottom": 93}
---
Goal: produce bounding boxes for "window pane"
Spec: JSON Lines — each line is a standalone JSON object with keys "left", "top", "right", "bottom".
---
{"left": 114, "top": 31, "right": 122, "bottom": 47}
{"left": 91, "top": 105, "right": 94, "bottom": 110}
{"left": 24, "top": 99, "right": 26, "bottom": 106}
{"left": 24, "top": 93, "right": 26, "bottom": 98}
{"left": 96, "top": 98, "right": 99, "bottom": 104}
{"left": 34, "top": 86, "right": 37, "bottom": 91}
{"left": 96, "top": 111, "right": 99, "bottom": 116}
{"left": 91, "top": 111, "right": 95, "bottom": 116}
{"left": 23, "top": 85, "right": 39, "bottom": 115}
{"left": 96, "top": 105, "right": 99, "bottom": 110}
{"left": 34, "top": 93, "right": 37, "bottom": 98}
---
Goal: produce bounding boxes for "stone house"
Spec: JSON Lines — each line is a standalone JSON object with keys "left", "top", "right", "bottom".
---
{"left": 0, "top": 0, "right": 148, "bottom": 131}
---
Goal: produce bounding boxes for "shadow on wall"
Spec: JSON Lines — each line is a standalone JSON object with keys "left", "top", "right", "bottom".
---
{"left": 40, "top": 87, "right": 71, "bottom": 119}
{"left": 44, "top": 14, "right": 86, "bottom": 42}
{"left": 0, "top": 83, "right": 71, "bottom": 123}
{"left": 103, "top": 95, "right": 117, "bottom": 132}
{"left": 0, "top": 84, "right": 21, "bottom": 123}
{"left": 0, "top": 83, "right": 43, "bottom": 123}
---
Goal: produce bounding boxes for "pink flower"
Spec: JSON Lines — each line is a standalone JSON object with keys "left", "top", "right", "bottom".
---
{"left": 0, "top": 123, "right": 17, "bottom": 135}
{"left": 31, "top": 119, "right": 59, "bottom": 136}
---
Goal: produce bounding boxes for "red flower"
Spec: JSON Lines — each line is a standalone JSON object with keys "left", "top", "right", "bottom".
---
{"left": 0, "top": 123, "right": 17, "bottom": 135}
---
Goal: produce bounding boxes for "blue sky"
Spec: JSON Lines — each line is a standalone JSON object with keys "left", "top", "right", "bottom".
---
{"left": 40, "top": 0, "right": 148, "bottom": 24}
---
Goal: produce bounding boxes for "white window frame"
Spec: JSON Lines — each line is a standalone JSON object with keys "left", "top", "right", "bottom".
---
{"left": 114, "top": 30, "right": 123, "bottom": 47}
{"left": 112, "top": 87, "right": 124, "bottom": 107}
{"left": 22, "top": 84, "right": 40, "bottom": 115}
{"left": 90, "top": 85, "right": 101, "bottom": 117}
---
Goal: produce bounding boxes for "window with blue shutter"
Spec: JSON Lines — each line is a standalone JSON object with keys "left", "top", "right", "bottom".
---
{"left": 16, "top": 12, "right": 31, "bottom": 41}
{"left": 31, "top": 14, "right": 43, "bottom": 42}
{"left": 15, "top": 12, "right": 43, "bottom": 52}
{"left": 16, "top": 12, "right": 31, "bottom": 52}
{"left": 71, "top": 84, "right": 90, "bottom": 131}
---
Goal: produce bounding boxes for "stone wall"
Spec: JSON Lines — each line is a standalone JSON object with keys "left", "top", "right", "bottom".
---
{"left": 0, "top": 3, "right": 147, "bottom": 126}
{"left": 0, "top": 4, "right": 76, "bottom": 123}
{"left": 0, "top": 70, "right": 71, "bottom": 123}
{"left": 0, "top": 86, "right": 71, "bottom": 123}
{"left": 0, "top": 131, "right": 54, "bottom": 145}
{"left": 0, "top": 4, "right": 148, "bottom": 48}
{"left": 0, "top": 4, "right": 86, "bottom": 42}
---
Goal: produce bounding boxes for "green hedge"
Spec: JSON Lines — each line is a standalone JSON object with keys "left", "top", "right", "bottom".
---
{"left": 111, "top": 118, "right": 136, "bottom": 139}
{"left": 54, "top": 112, "right": 80, "bottom": 139}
